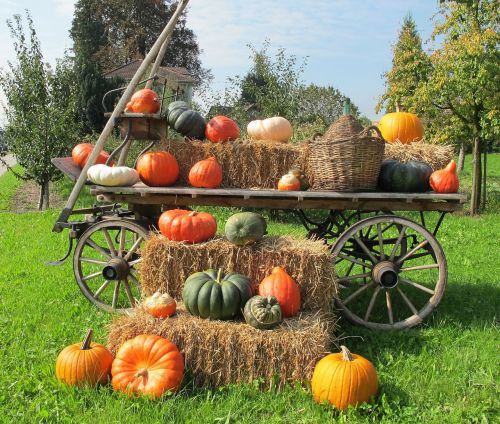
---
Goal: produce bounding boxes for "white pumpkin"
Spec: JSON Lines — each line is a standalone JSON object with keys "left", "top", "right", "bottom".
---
{"left": 87, "top": 164, "right": 139, "bottom": 186}
{"left": 247, "top": 117, "right": 293, "bottom": 143}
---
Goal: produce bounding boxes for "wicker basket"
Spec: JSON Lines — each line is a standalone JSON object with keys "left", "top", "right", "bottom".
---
{"left": 322, "top": 114, "right": 364, "bottom": 141}
{"left": 305, "top": 126, "right": 385, "bottom": 191}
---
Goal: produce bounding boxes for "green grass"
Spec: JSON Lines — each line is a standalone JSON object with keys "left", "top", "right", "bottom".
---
{"left": 0, "top": 156, "right": 498, "bottom": 423}
{"left": 0, "top": 165, "right": 23, "bottom": 210}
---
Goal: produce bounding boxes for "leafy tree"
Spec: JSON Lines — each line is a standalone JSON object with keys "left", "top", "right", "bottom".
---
{"left": 377, "top": 14, "right": 431, "bottom": 114}
{"left": 71, "top": 0, "right": 114, "bottom": 134}
{"left": 415, "top": 0, "right": 499, "bottom": 214}
{"left": 0, "top": 13, "right": 81, "bottom": 210}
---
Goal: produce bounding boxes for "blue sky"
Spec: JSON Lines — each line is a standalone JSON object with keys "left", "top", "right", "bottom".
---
{"left": 0, "top": 0, "right": 441, "bottom": 121}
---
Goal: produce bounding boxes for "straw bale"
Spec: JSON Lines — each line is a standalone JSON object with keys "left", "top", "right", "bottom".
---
{"left": 107, "top": 306, "right": 336, "bottom": 388}
{"left": 140, "top": 234, "right": 337, "bottom": 312}
{"left": 384, "top": 141, "right": 454, "bottom": 171}
{"left": 160, "top": 137, "right": 306, "bottom": 189}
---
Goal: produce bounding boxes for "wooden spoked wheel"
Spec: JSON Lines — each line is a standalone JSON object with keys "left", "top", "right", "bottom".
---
{"left": 332, "top": 215, "right": 447, "bottom": 330}
{"left": 73, "top": 220, "right": 149, "bottom": 313}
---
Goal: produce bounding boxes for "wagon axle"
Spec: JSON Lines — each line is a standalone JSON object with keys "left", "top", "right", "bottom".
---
{"left": 102, "top": 258, "right": 130, "bottom": 281}
{"left": 372, "top": 261, "right": 399, "bottom": 289}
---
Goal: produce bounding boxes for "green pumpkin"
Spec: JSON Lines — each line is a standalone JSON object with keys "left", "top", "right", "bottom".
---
{"left": 225, "top": 212, "right": 267, "bottom": 246}
{"left": 167, "top": 101, "right": 206, "bottom": 139}
{"left": 243, "top": 296, "right": 282, "bottom": 330}
{"left": 378, "top": 160, "right": 432, "bottom": 193}
{"left": 182, "top": 269, "right": 253, "bottom": 320}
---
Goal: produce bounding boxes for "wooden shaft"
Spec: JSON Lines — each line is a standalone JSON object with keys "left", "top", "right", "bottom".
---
{"left": 53, "top": 0, "right": 190, "bottom": 232}
{"left": 145, "top": 32, "right": 173, "bottom": 90}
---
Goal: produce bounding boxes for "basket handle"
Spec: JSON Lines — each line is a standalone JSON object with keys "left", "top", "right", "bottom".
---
{"left": 359, "top": 125, "right": 385, "bottom": 140}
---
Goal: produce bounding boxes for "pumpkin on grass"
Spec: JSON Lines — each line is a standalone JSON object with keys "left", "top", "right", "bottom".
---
{"left": 378, "top": 106, "right": 423, "bottom": 144}
{"left": 243, "top": 295, "right": 282, "bottom": 330}
{"left": 205, "top": 115, "right": 240, "bottom": 142}
{"left": 224, "top": 212, "right": 267, "bottom": 246}
{"left": 144, "top": 292, "right": 177, "bottom": 318}
{"left": 430, "top": 160, "right": 459, "bottom": 193}
{"left": 136, "top": 151, "right": 179, "bottom": 187}
{"left": 247, "top": 117, "right": 293, "bottom": 142}
{"left": 158, "top": 209, "right": 217, "bottom": 243}
{"left": 87, "top": 164, "right": 139, "bottom": 186}
{"left": 125, "top": 89, "right": 160, "bottom": 114}
{"left": 188, "top": 157, "right": 223, "bottom": 188}
{"left": 311, "top": 346, "right": 378, "bottom": 410}
{"left": 182, "top": 269, "right": 253, "bottom": 320}
{"left": 258, "top": 266, "right": 301, "bottom": 317}
{"left": 378, "top": 159, "right": 432, "bottom": 193}
{"left": 111, "top": 335, "right": 184, "bottom": 398}
{"left": 72, "top": 143, "right": 112, "bottom": 168}
{"left": 55, "top": 329, "right": 113, "bottom": 386}
{"left": 278, "top": 173, "right": 301, "bottom": 191}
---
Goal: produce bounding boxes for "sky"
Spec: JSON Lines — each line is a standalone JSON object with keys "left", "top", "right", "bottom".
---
{"left": 0, "top": 0, "right": 441, "bottom": 122}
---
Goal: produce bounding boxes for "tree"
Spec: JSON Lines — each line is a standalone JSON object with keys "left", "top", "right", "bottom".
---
{"left": 71, "top": 0, "right": 114, "bottom": 134}
{"left": 377, "top": 14, "right": 431, "bottom": 114}
{"left": 0, "top": 13, "right": 81, "bottom": 210}
{"left": 415, "top": 0, "right": 499, "bottom": 214}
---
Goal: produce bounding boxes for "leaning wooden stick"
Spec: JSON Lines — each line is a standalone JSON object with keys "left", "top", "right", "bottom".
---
{"left": 145, "top": 32, "right": 173, "bottom": 90}
{"left": 53, "top": 0, "right": 190, "bottom": 232}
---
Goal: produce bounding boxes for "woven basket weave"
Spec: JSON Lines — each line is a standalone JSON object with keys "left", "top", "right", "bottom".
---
{"left": 306, "top": 126, "right": 385, "bottom": 191}
{"left": 322, "top": 114, "right": 364, "bottom": 141}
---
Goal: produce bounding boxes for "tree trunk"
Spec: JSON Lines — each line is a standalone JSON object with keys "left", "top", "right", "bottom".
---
{"left": 38, "top": 178, "right": 50, "bottom": 211}
{"left": 457, "top": 142, "right": 466, "bottom": 173}
{"left": 481, "top": 147, "right": 487, "bottom": 211}
{"left": 470, "top": 137, "right": 482, "bottom": 215}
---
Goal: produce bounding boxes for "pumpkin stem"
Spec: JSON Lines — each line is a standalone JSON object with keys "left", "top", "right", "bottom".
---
{"left": 343, "top": 98, "right": 351, "bottom": 116}
{"left": 216, "top": 268, "right": 223, "bottom": 283}
{"left": 340, "top": 345, "right": 354, "bottom": 361}
{"left": 188, "top": 211, "right": 198, "bottom": 217}
{"left": 81, "top": 329, "right": 93, "bottom": 350}
{"left": 396, "top": 102, "right": 401, "bottom": 113}
{"left": 135, "top": 368, "right": 148, "bottom": 379}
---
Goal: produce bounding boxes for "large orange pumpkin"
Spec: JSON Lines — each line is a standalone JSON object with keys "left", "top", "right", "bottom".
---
{"left": 429, "top": 160, "right": 459, "bottom": 193}
{"left": 126, "top": 89, "right": 160, "bottom": 114}
{"left": 136, "top": 151, "right": 179, "bottom": 187}
{"left": 55, "top": 329, "right": 113, "bottom": 387}
{"left": 205, "top": 116, "right": 240, "bottom": 142}
{"left": 72, "top": 143, "right": 112, "bottom": 168}
{"left": 158, "top": 209, "right": 217, "bottom": 243}
{"left": 111, "top": 335, "right": 184, "bottom": 398}
{"left": 378, "top": 108, "right": 423, "bottom": 144}
{"left": 311, "top": 346, "right": 378, "bottom": 410}
{"left": 258, "top": 266, "right": 301, "bottom": 317}
{"left": 188, "top": 157, "right": 223, "bottom": 188}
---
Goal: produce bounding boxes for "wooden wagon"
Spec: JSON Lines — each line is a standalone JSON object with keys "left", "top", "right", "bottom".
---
{"left": 49, "top": 0, "right": 466, "bottom": 330}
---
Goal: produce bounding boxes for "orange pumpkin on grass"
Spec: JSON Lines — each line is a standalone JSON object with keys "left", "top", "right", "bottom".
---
{"left": 258, "top": 266, "right": 301, "bottom": 317}
{"left": 188, "top": 157, "right": 223, "bottom": 188}
{"left": 158, "top": 209, "right": 217, "bottom": 243}
{"left": 111, "top": 335, "right": 184, "bottom": 398}
{"left": 136, "top": 151, "right": 179, "bottom": 187}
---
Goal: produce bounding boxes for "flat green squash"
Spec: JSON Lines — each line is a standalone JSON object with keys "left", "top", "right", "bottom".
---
{"left": 378, "top": 159, "right": 432, "bottom": 193}
{"left": 224, "top": 212, "right": 267, "bottom": 246}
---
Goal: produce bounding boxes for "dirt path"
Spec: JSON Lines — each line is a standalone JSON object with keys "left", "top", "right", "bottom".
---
{"left": 9, "top": 181, "right": 65, "bottom": 212}
{"left": 0, "top": 154, "right": 16, "bottom": 177}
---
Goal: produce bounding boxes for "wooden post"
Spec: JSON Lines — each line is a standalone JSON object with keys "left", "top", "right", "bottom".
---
{"left": 145, "top": 32, "right": 173, "bottom": 90}
{"left": 457, "top": 141, "right": 465, "bottom": 173}
{"left": 53, "top": 0, "right": 190, "bottom": 232}
{"left": 470, "top": 137, "right": 482, "bottom": 215}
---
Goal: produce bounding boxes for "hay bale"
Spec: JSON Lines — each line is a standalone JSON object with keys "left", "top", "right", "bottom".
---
{"left": 161, "top": 137, "right": 305, "bottom": 189}
{"left": 107, "top": 306, "right": 336, "bottom": 388}
{"left": 140, "top": 235, "right": 336, "bottom": 312}
{"left": 384, "top": 141, "right": 454, "bottom": 170}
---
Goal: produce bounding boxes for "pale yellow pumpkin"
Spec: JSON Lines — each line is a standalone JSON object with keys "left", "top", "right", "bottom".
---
{"left": 247, "top": 117, "right": 293, "bottom": 143}
{"left": 87, "top": 164, "right": 139, "bottom": 186}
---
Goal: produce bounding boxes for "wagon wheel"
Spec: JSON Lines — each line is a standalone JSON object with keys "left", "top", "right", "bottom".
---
{"left": 332, "top": 215, "right": 447, "bottom": 330}
{"left": 73, "top": 219, "right": 149, "bottom": 313}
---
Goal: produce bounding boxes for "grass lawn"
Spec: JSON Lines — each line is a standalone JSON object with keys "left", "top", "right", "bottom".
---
{"left": 0, "top": 155, "right": 498, "bottom": 423}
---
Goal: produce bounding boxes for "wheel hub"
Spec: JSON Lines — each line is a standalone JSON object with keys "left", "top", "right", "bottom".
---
{"left": 372, "top": 261, "right": 399, "bottom": 289}
{"left": 102, "top": 258, "right": 130, "bottom": 280}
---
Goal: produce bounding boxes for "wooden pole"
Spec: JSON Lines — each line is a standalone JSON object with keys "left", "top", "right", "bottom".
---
{"left": 53, "top": 0, "right": 190, "bottom": 232}
{"left": 145, "top": 32, "right": 173, "bottom": 90}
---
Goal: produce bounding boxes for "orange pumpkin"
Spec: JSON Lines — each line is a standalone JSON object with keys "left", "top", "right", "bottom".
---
{"left": 55, "top": 329, "right": 113, "bottom": 387}
{"left": 126, "top": 89, "right": 160, "bottom": 114}
{"left": 378, "top": 108, "right": 423, "bottom": 144}
{"left": 258, "top": 266, "right": 301, "bottom": 317}
{"left": 136, "top": 151, "right": 179, "bottom": 187}
{"left": 144, "top": 292, "right": 177, "bottom": 318}
{"left": 72, "top": 143, "right": 112, "bottom": 168}
{"left": 111, "top": 335, "right": 184, "bottom": 398}
{"left": 429, "top": 160, "right": 459, "bottom": 193}
{"left": 188, "top": 157, "right": 223, "bottom": 188}
{"left": 311, "top": 346, "right": 378, "bottom": 410}
{"left": 158, "top": 209, "right": 217, "bottom": 243}
{"left": 205, "top": 116, "right": 240, "bottom": 142}
{"left": 278, "top": 173, "right": 301, "bottom": 191}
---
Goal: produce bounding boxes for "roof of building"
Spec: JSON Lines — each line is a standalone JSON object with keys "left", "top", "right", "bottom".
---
{"left": 103, "top": 59, "right": 198, "bottom": 84}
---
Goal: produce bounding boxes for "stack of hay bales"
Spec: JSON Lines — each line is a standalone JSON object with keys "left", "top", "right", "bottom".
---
{"left": 107, "top": 234, "right": 338, "bottom": 388}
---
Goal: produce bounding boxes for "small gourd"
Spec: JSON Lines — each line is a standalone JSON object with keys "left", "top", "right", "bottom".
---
{"left": 243, "top": 296, "right": 282, "bottom": 330}
{"left": 429, "top": 160, "right": 459, "bottom": 193}
{"left": 278, "top": 173, "right": 300, "bottom": 191}
{"left": 144, "top": 292, "right": 177, "bottom": 318}
{"left": 288, "top": 168, "right": 310, "bottom": 190}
